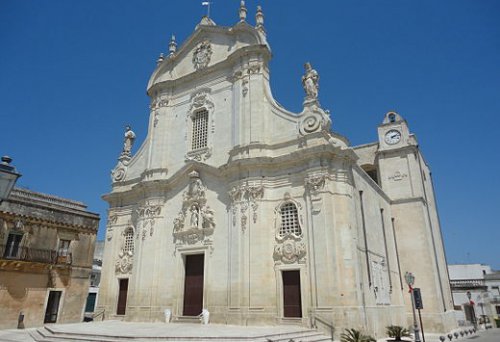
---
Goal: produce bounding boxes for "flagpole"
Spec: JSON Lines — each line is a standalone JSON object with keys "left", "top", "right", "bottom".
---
{"left": 202, "top": 2, "right": 211, "bottom": 18}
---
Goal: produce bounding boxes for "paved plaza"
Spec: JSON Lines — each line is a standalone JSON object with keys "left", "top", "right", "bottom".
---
{"left": 0, "top": 321, "right": 498, "bottom": 342}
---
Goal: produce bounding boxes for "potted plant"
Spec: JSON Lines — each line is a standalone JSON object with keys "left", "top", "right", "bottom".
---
{"left": 386, "top": 325, "right": 411, "bottom": 341}
{"left": 340, "top": 328, "right": 376, "bottom": 342}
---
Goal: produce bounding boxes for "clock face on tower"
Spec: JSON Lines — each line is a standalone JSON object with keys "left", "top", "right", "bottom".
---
{"left": 384, "top": 129, "right": 402, "bottom": 145}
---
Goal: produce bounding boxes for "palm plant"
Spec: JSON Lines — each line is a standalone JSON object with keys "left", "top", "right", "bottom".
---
{"left": 386, "top": 325, "right": 411, "bottom": 341}
{"left": 340, "top": 328, "right": 376, "bottom": 342}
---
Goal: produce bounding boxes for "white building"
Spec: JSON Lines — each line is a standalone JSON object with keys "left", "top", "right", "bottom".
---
{"left": 449, "top": 264, "right": 500, "bottom": 328}
{"left": 97, "top": 4, "right": 456, "bottom": 338}
{"left": 84, "top": 240, "right": 104, "bottom": 319}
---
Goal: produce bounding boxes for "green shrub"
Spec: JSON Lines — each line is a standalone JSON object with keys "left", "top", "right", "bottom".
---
{"left": 386, "top": 325, "right": 411, "bottom": 341}
{"left": 340, "top": 328, "right": 376, "bottom": 342}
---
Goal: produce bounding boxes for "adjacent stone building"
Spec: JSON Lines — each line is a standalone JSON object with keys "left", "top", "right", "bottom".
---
{"left": 98, "top": 4, "right": 456, "bottom": 338}
{"left": 0, "top": 188, "right": 99, "bottom": 329}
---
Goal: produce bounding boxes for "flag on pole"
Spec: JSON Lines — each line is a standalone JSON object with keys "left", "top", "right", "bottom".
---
{"left": 201, "top": 2, "right": 211, "bottom": 18}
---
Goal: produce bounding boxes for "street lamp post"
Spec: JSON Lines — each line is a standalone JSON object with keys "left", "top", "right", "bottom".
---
{"left": 466, "top": 291, "right": 477, "bottom": 329}
{"left": 405, "top": 272, "right": 421, "bottom": 342}
{"left": 0, "top": 156, "right": 21, "bottom": 204}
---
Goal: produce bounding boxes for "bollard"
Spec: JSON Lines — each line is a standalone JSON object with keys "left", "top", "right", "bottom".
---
{"left": 164, "top": 309, "right": 171, "bottom": 323}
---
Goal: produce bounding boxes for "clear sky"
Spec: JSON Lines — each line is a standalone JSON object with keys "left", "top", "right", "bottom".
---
{"left": 1, "top": 1, "right": 499, "bottom": 269}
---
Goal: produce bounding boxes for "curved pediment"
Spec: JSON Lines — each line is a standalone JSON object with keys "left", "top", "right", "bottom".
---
{"left": 147, "top": 21, "right": 269, "bottom": 92}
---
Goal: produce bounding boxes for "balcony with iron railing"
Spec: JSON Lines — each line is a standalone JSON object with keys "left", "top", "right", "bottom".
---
{"left": 0, "top": 243, "right": 72, "bottom": 269}
{"left": 450, "top": 279, "right": 487, "bottom": 290}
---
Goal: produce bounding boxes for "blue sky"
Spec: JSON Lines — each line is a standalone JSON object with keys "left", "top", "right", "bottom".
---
{"left": 1, "top": 1, "right": 499, "bottom": 269}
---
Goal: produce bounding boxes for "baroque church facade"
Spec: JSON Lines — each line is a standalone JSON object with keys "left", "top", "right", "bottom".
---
{"left": 98, "top": 4, "right": 456, "bottom": 337}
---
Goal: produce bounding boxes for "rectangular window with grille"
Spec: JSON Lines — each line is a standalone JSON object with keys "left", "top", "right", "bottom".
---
{"left": 192, "top": 109, "right": 208, "bottom": 150}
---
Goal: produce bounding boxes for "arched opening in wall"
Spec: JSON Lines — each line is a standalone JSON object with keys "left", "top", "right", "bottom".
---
{"left": 361, "top": 164, "right": 379, "bottom": 185}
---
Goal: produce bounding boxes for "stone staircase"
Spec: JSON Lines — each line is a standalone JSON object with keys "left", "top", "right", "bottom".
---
{"left": 29, "top": 322, "right": 333, "bottom": 342}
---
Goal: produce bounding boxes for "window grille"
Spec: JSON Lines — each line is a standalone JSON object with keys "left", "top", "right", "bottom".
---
{"left": 192, "top": 109, "right": 209, "bottom": 150}
{"left": 124, "top": 230, "right": 134, "bottom": 253}
{"left": 279, "top": 203, "right": 301, "bottom": 237}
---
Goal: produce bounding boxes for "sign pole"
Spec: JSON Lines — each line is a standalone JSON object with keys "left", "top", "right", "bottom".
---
{"left": 418, "top": 308, "right": 425, "bottom": 342}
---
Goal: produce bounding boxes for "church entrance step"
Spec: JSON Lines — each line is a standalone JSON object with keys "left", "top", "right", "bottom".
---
{"left": 30, "top": 321, "right": 333, "bottom": 342}
{"left": 173, "top": 315, "right": 203, "bottom": 323}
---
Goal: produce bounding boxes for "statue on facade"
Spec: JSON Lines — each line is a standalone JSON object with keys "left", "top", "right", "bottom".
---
{"left": 302, "top": 62, "right": 319, "bottom": 102}
{"left": 123, "top": 125, "right": 136, "bottom": 155}
{"left": 190, "top": 205, "right": 199, "bottom": 228}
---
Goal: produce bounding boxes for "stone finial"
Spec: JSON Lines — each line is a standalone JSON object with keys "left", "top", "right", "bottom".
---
{"left": 169, "top": 34, "right": 177, "bottom": 56}
{"left": 302, "top": 62, "right": 319, "bottom": 104}
{"left": 156, "top": 53, "right": 164, "bottom": 65}
{"left": 239, "top": 1, "right": 247, "bottom": 22}
{"left": 255, "top": 5, "right": 265, "bottom": 33}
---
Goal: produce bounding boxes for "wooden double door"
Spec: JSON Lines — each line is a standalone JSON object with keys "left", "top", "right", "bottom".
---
{"left": 183, "top": 254, "right": 205, "bottom": 316}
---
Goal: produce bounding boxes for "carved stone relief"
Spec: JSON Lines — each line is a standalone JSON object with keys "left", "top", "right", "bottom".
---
{"left": 111, "top": 154, "right": 131, "bottom": 183}
{"left": 106, "top": 213, "right": 118, "bottom": 241}
{"left": 305, "top": 172, "right": 329, "bottom": 214}
{"left": 173, "top": 171, "right": 215, "bottom": 245}
{"left": 228, "top": 182, "right": 264, "bottom": 232}
{"left": 230, "top": 63, "right": 262, "bottom": 96}
{"left": 299, "top": 102, "right": 331, "bottom": 136}
{"left": 192, "top": 40, "right": 212, "bottom": 70}
{"left": 136, "top": 202, "right": 163, "bottom": 240}
{"left": 115, "top": 224, "right": 135, "bottom": 274}
{"left": 388, "top": 171, "right": 407, "bottom": 181}
{"left": 273, "top": 238, "right": 307, "bottom": 264}
{"left": 115, "top": 251, "right": 133, "bottom": 274}
{"left": 305, "top": 172, "right": 328, "bottom": 193}
{"left": 149, "top": 94, "right": 169, "bottom": 127}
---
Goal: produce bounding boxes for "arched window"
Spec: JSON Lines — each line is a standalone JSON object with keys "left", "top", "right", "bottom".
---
{"left": 279, "top": 202, "right": 301, "bottom": 237}
{"left": 123, "top": 229, "right": 134, "bottom": 254}
{"left": 192, "top": 109, "right": 209, "bottom": 150}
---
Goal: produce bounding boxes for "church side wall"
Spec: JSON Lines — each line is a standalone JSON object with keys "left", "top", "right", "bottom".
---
{"left": 349, "top": 169, "right": 406, "bottom": 338}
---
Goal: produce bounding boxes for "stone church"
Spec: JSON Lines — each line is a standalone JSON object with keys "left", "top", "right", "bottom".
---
{"left": 98, "top": 3, "right": 456, "bottom": 337}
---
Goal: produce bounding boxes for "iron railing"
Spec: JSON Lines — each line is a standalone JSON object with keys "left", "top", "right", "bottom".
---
{"left": 311, "top": 314, "right": 335, "bottom": 341}
{"left": 0, "top": 244, "right": 72, "bottom": 265}
{"left": 450, "top": 279, "right": 486, "bottom": 289}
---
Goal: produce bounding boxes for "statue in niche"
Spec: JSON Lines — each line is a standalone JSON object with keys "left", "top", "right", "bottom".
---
{"left": 190, "top": 205, "right": 200, "bottom": 228}
{"left": 123, "top": 125, "right": 136, "bottom": 155}
{"left": 173, "top": 170, "right": 216, "bottom": 244}
{"left": 302, "top": 62, "right": 319, "bottom": 101}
